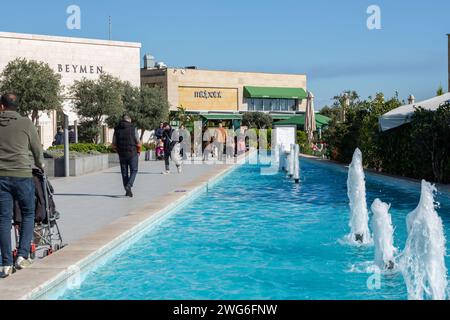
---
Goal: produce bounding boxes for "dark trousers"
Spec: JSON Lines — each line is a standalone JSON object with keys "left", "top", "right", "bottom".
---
{"left": 119, "top": 155, "right": 139, "bottom": 189}
{"left": 164, "top": 152, "right": 171, "bottom": 171}
{"left": 0, "top": 177, "right": 35, "bottom": 266}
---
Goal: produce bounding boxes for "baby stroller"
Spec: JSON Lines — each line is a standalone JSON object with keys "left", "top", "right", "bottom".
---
{"left": 13, "top": 169, "right": 65, "bottom": 260}
{"left": 156, "top": 146, "right": 165, "bottom": 160}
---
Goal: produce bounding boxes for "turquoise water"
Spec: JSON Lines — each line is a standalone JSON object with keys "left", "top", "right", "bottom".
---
{"left": 61, "top": 158, "right": 450, "bottom": 300}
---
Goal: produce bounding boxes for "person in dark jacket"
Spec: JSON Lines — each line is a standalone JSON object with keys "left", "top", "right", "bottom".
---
{"left": 161, "top": 123, "right": 174, "bottom": 174}
{"left": 112, "top": 115, "right": 141, "bottom": 197}
{"left": 155, "top": 122, "right": 164, "bottom": 141}
{"left": 68, "top": 128, "right": 76, "bottom": 144}
{"left": 53, "top": 127, "right": 64, "bottom": 146}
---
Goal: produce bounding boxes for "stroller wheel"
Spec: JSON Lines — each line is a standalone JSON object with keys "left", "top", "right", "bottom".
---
{"left": 43, "top": 248, "right": 53, "bottom": 257}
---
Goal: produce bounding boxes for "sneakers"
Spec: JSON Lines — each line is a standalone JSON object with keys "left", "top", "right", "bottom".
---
{"left": 177, "top": 166, "right": 182, "bottom": 174}
{"left": 0, "top": 266, "right": 13, "bottom": 278}
{"left": 0, "top": 257, "right": 33, "bottom": 278}
{"left": 162, "top": 170, "right": 170, "bottom": 175}
{"left": 15, "top": 256, "right": 33, "bottom": 270}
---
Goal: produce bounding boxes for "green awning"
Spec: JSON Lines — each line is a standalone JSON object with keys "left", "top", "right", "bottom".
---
{"left": 244, "top": 86, "right": 308, "bottom": 99}
{"left": 269, "top": 114, "right": 295, "bottom": 120}
{"left": 200, "top": 114, "right": 243, "bottom": 121}
{"left": 274, "top": 114, "right": 331, "bottom": 129}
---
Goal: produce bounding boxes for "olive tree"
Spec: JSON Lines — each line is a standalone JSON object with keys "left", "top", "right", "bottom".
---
{"left": 0, "top": 58, "right": 62, "bottom": 124}
{"left": 70, "top": 73, "right": 124, "bottom": 143}
{"left": 242, "top": 112, "right": 272, "bottom": 129}
{"left": 126, "top": 85, "right": 170, "bottom": 141}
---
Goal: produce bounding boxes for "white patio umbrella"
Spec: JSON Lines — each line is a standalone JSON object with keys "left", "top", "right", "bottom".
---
{"left": 305, "top": 91, "right": 316, "bottom": 142}
{"left": 379, "top": 93, "right": 450, "bottom": 131}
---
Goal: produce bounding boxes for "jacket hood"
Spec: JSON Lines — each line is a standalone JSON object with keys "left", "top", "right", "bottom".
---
{"left": 117, "top": 120, "right": 134, "bottom": 129}
{"left": 0, "top": 111, "right": 20, "bottom": 127}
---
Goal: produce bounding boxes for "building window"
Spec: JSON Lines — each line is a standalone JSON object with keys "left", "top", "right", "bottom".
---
{"left": 247, "top": 98, "right": 297, "bottom": 112}
{"left": 254, "top": 99, "right": 263, "bottom": 111}
{"left": 248, "top": 99, "right": 254, "bottom": 111}
{"left": 287, "top": 99, "right": 296, "bottom": 111}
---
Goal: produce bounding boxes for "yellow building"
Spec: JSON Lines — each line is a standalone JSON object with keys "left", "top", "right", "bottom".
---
{"left": 141, "top": 55, "right": 308, "bottom": 120}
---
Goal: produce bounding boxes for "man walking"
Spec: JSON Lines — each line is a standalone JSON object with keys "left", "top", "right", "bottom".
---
{"left": 0, "top": 94, "right": 45, "bottom": 277}
{"left": 162, "top": 123, "right": 174, "bottom": 174}
{"left": 112, "top": 115, "right": 141, "bottom": 197}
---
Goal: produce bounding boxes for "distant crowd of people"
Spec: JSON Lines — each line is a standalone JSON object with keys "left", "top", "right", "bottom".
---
{"left": 52, "top": 127, "right": 76, "bottom": 146}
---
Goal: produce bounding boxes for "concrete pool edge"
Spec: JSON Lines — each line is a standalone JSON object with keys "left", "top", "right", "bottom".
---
{"left": 0, "top": 155, "right": 249, "bottom": 300}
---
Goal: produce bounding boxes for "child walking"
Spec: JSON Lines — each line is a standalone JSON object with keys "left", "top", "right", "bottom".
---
{"left": 171, "top": 136, "right": 184, "bottom": 173}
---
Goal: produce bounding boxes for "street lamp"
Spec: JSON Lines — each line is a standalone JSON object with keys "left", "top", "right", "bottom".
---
{"left": 343, "top": 92, "right": 350, "bottom": 122}
{"left": 63, "top": 114, "right": 70, "bottom": 177}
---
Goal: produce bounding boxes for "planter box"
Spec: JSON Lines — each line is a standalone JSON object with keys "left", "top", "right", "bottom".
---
{"left": 45, "top": 154, "right": 109, "bottom": 177}
{"left": 108, "top": 151, "right": 154, "bottom": 167}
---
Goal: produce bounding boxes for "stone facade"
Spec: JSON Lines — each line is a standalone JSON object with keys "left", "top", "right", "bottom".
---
{"left": 0, "top": 32, "right": 141, "bottom": 148}
{"left": 141, "top": 67, "right": 308, "bottom": 112}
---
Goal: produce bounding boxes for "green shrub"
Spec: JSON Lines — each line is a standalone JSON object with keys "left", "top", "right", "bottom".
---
{"left": 44, "top": 149, "right": 101, "bottom": 159}
{"left": 297, "top": 130, "right": 313, "bottom": 155}
{"left": 321, "top": 91, "right": 450, "bottom": 183}
{"left": 48, "top": 143, "right": 114, "bottom": 153}
{"left": 48, "top": 143, "right": 152, "bottom": 154}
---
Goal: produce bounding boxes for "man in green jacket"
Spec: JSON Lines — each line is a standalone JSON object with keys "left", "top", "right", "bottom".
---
{"left": 0, "top": 93, "right": 45, "bottom": 278}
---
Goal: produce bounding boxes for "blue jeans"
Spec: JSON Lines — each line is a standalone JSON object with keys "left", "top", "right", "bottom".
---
{"left": 0, "top": 177, "right": 35, "bottom": 266}
{"left": 119, "top": 155, "right": 139, "bottom": 189}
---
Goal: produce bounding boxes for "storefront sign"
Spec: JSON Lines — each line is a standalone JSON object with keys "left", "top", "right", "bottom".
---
{"left": 194, "top": 90, "right": 222, "bottom": 99}
{"left": 179, "top": 86, "right": 238, "bottom": 111}
{"left": 57, "top": 64, "right": 104, "bottom": 74}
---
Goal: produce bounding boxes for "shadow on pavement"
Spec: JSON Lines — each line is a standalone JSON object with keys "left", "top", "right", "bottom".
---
{"left": 55, "top": 193, "right": 124, "bottom": 198}
{"left": 102, "top": 171, "right": 163, "bottom": 175}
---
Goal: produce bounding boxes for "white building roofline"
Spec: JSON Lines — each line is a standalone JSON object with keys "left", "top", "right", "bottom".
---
{"left": 0, "top": 31, "right": 141, "bottom": 49}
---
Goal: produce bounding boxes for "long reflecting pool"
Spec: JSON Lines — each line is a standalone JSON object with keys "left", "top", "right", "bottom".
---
{"left": 60, "top": 158, "right": 450, "bottom": 299}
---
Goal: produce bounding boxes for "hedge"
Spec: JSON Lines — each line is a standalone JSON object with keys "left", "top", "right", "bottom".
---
{"left": 48, "top": 143, "right": 150, "bottom": 153}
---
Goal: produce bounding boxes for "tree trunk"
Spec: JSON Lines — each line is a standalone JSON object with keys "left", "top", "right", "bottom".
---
{"left": 31, "top": 110, "right": 39, "bottom": 126}
{"left": 94, "top": 118, "right": 102, "bottom": 144}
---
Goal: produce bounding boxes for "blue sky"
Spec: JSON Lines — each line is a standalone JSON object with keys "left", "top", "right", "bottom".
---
{"left": 1, "top": 0, "right": 449, "bottom": 108}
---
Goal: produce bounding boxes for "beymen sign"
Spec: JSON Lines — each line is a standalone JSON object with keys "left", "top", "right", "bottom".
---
{"left": 57, "top": 64, "right": 104, "bottom": 74}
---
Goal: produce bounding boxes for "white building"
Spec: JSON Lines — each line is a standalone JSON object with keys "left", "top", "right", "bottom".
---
{"left": 0, "top": 32, "right": 141, "bottom": 148}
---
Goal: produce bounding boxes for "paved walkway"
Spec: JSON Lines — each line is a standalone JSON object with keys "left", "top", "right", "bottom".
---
{"left": 51, "top": 160, "right": 222, "bottom": 244}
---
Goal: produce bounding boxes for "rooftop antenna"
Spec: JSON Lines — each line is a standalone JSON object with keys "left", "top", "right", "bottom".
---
{"left": 108, "top": 16, "right": 112, "bottom": 40}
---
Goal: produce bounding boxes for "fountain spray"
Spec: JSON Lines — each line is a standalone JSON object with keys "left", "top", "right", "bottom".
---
{"left": 371, "top": 199, "right": 397, "bottom": 270}
{"left": 347, "top": 148, "right": 371, "bottom": 244}
{"left": 400, "top": 180, "right": 447, "bottom": 300}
